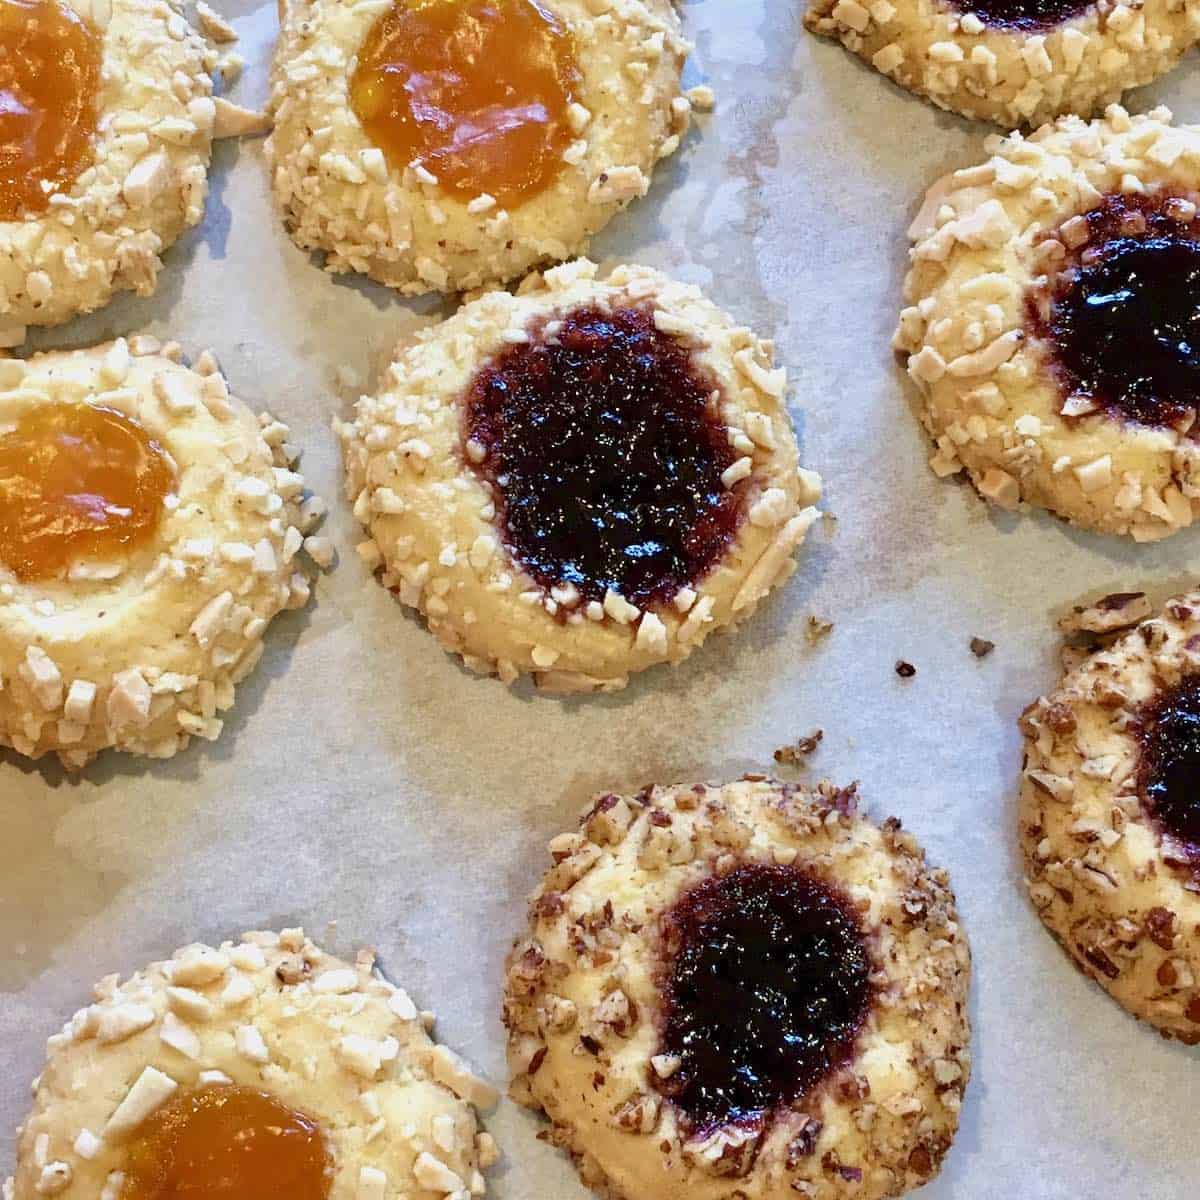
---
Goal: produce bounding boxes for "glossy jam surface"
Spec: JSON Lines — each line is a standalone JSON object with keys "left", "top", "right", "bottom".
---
{"left": 945, "top": 0, "right": 1092, "bottom": 29}
{"left": 1033, "top": 193, "right": 1200, "bottom": 431}
{"left": 0, "top": 0, "right": 102, "bottom": 219}
{"left": 655, "top": 863, "right": 872, "bottom": 1133}
{"left": 1138, "top": 676, "right": 1200, "bottom": 868}
{"left": 349, "top": 0, "right": 579, "bottom": 206}
{"left": 462, "top": 305, "right": 742, "bottom": 609}
{"left": 0, "top": 403, "right": 173, "bottom": 580}
{"left": 121, "top": 1085, "right": 332, "bottom": 1200}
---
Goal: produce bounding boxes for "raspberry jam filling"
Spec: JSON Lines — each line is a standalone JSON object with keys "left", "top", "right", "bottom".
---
{"left": 1030, "top": 193, "right": 1200, "bottom": 432}
{"left": 944, "top": 0, "right": 1092, "bottom": 30}
{"left": 462, "top": 304, "right": 743, "bottom": 609}
{"left": 1137, "top": 675, "right": 1200, "bottom": 869}
{"left": 0, "top": 0, "right": 103, "bottom": 220}
{"left": 122, "top": 1084, "right": 332, "bottom": 1200}
{"left": 0, "top": 402, "right": 174, "bottom": 581}
{"left": 349, "top": 0, "right": 580, "bottom": 206}
{"left": 655, "top": 863, "right": 872, "bottom": 1133}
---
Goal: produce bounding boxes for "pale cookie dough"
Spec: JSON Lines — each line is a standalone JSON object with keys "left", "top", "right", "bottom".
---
{"left": 1019, "top": 590, "right": 1200, "bottom": 1043}
{"left": 5, "top": 928, "right": 499, "bottom": 1200}
{"left": 0, "top": 338, "right": 325, "bottom": 769}
{"left": 266, "top": 0, "right": 693, "bottom": 294}
{"left": 0, "top": 0, "right": 216, "bottom": 341}
{"left": 503, "top": 778, "right": 972, "bottom": 1200}
{"left": 338, "top": 259, "right": 822, "bottom": 694}
{"left": 895, "top": 107, "right": 1200, "bottom": 541}
{"left": 805, "top": 0, "right": 1200, "bottom": 127}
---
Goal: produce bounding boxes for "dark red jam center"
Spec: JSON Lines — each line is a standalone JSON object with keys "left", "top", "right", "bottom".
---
{"left": 1031, "top": 193, "right": 1200, "bottom": 431}
{"left": 945, "top": 0, "right": 1092, "bottom": 30}
{"left": 461, "top": 305, "right": 742, "bottom": 609}
{"left": 655, "top": 863, "right": 871, "bottom": 1134}
{"left": 1138, "top": 676, "right": 1200, "bottom": 868}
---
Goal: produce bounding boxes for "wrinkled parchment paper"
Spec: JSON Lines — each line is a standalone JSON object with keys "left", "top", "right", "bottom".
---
{"left": 2, "top": 2, "right": 1197, "bottom": 1196}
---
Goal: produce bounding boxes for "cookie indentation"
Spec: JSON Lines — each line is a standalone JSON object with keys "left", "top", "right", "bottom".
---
{"left": 656, "top": 863, "right": 871, "bottom": 1133}
{"left": 1138, "top": 675, "right": 1200, "bottom": 865}
{"left": 122, "top": 1084, "right": 332, "bottom": 1200}
{"left": 0, "top": 0, "right": 102, "bottom": 220}
{"left": 1033, "top": 193, "right": 1200, "bottom": 432}
{"left": 463, "top": 304, "right": 742, "bottom": 609}
{"left": 944, "top": 0, "right": 1093, "bottom": 30}
{"left": 349, "top": 0, "right": 579, "bottom": 206}
{"left": 0, "top": 402, "right": 174, "bottom": 582}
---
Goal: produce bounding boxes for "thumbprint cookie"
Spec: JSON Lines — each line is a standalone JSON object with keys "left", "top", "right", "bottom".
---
{"left": 1020, "top": 590, "right": 1200, "bottom": 1042}
{"left": 5, "top": 928, "right": 499, "bottom": 1200}
{"left": 504, "top": 777, "right": 972, "bottom": 1200}
{"left": 0, "top": 338, "right": 326, "bottom": 768}
{"left": 806, "top": 0, "right": 1199, "bottom": 128}
{"left": 896, "top": 107, "right": 1200, "bottom": 541}
{"left": 338, "top": 259, "right": 822, "bottom": 693}
{"left": 267, "top": 0, "right": 694, "bottom": 294}
{"left": 0, "top": 0, "right": 216, "bottom": 342}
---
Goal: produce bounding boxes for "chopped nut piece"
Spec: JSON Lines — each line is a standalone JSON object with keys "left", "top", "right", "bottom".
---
{"left": 806, "top": 615, "right": 834, "bottom": 643}
{"left": 195, "top": 1, "right": 238, "bottom": 42}
{"left": 413, "top": 1152, "right": 464, "bottom": 1194}
{"left": 104, "top": 1067, "right": 178, "bottom": 1139}
{"left": 774, "top": 728, "right": 824, "bottom": 764}
{"left": 1058, "top": 592, "right": 1152, "bottom": 635}
{"left": 35, "top": 1161, "right": 72, "bottom": 1195}
{"left": 213, "top": 97, "right": 270, "bottom": 140}
{"left": 166, "top": 946, "right": 228, "bottom": 987}
{"left": 977, "top": 467, "right": 1020, "bottom": 510}
{"left": 426, "top": 1044, "right": 499, "bottom": 1109}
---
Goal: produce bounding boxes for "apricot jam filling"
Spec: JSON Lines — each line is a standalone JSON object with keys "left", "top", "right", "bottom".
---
{"left": 0, "top": 402, "right": 173, "bottom": 581}
{"left": 121, "top": 1084, "right": 332, "bottom": 1200}
{"left": 349, "top": 0, "right": 580, "bottom": 206}
{"left": 0, "top": 0, "right": 103, "bottom": 220}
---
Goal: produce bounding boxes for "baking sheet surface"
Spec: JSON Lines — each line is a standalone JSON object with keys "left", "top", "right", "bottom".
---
{"left": 2, "top": 2, "right": 1197, "bottom": 1196}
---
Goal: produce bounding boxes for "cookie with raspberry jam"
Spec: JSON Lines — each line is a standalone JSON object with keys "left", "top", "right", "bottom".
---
{"left": 1020, "top": 590, "right": 1200, "bottom": 1043}
{"left": 806, "top": 0, "right": 1199, "bottom": 128}
{"left": 0, "top": 339, "right": 326, "bottom": 769}
{"left": 5, "top": 929, "right": 498, "bottom": 1200}
{"left": 267, "top": 0, "right": 695, "bottom": 295}
{"left": 503, "top": 778, "right": 972, "bottom": 1200}
{"left": 896, "top": 107, "right": 1200, "bottom": 541}
{"left": 0, "top": 0, "right": 217, "bottom": 342}
{"left": 339, "top": 259, "right": 822, "bottom": 694}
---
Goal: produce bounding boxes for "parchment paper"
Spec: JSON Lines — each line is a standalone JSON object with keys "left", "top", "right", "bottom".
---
{"left": 2, "top": 2, "right": 1197, "bottom": 1196}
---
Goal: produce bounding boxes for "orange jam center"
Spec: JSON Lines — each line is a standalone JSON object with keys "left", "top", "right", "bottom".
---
{"left": 349, "top": 0, "right": 580, "bottom": 206}
{"left": 121, "top": 1085, "right": 332, "bottom": 1200}
{"left": 0, "top": 0, "right": 102, "bottom": 220}
{"left": 0, "top": 402, "right": 173, "bottom": 581}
